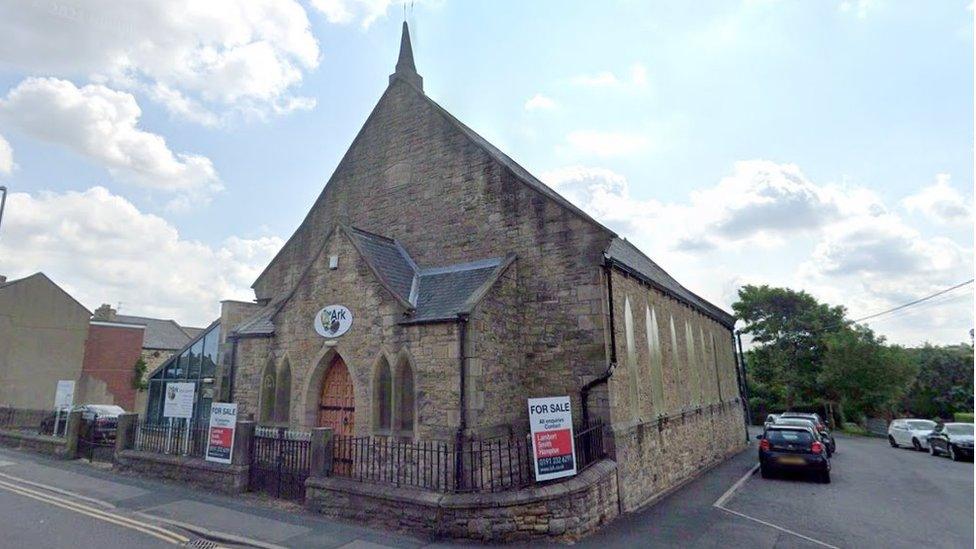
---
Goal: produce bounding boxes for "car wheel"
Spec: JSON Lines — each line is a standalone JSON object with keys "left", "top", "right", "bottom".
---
{"left": 929, "top": 443, "right": 939, "bottom": 456}
{"left": 888, "top": 435, "right": 898, "bottom": 448}
{"left": 949, "top": 445, "right": 961, "bottom": 462}
{"left": 820, "top": 471, "right": 831, "bottom": 484}
{"left": 760, "top": 466, "right": 771, "bottom": 479}
{"left": 912, "top": 438, "right": 922, "bottom": 451}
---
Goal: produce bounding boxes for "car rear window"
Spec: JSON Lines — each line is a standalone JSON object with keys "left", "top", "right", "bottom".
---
{"left": 87, "top": 405, "right": 125, "bottom": 416}
{"left": 766, "top": 429, "right": 814, "bottom": 444}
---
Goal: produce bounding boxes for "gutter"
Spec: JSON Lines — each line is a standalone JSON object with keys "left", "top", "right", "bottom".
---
{"left": 581, "top": 261, "right": 618, "bottom": 427}
{"left": 455, "top": 313, "right": 469, "bottom": 490}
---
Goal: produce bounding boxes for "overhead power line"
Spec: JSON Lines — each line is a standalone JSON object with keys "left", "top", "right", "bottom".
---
{"left": 852, "top": 278, "right": 974, "bottom": 324}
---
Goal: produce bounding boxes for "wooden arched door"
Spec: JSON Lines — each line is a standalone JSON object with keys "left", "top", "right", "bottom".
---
{"left": 319, "top": 356, "right": 354, "bottom": 437}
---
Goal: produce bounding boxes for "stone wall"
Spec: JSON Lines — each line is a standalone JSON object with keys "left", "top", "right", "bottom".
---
{"left": 0, "top": 411, "right": 81, "bottom": 459}
{"left": 607, "top": 270, "right": 747, "bottom": 511}
{"left": 306, "top": 460, "right": 619, "bottom": 543}
{"left": 114, "top": 450, "right": 250, "bottom": 494}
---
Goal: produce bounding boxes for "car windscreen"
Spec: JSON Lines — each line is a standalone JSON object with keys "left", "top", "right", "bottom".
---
{"left": 766, "top": 429, "right": 814, "bottom": 444}
{"left": 947, "top": 424, "right": 974, "bottom": 436}
{"left": 908, "top": 420, "right": 935, "bottom": 430}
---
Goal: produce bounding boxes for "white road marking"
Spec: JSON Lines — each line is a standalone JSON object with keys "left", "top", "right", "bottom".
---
{"left": 713, "top": 463, "right": 841, "bottom": 549}
{"left": 0, "top": 477, "right": 189, "bottom": 545}
{"left": 0, "top": 460, "right": 14, "bottom": 467}
{"left": 134, "top": 512, "right": 287, "bottom": 549}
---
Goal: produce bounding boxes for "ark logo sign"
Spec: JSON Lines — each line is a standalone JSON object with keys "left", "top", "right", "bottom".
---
{"left": 314, "top": 305, "right": 353, "bottom": 338}
{"left": 528, "top": 396, "right": 577, "bottom": 481}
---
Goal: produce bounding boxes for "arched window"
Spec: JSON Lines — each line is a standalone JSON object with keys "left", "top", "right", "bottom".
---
{"left": 396, "top": 358, "right": 415, "bottom": 435}
{"left": 373, "top": 357, "right": 393, "bottom": 431}
{"left": 710, "top": 331, "right": 723, "bottom": 402}
{"left": 669, "top": 314, "right": 683, "bottom": 408}
{"left": 274, "top": 359, "right": 292, "bottom": 424}
{"left": 685, "top": 320, "right": 702, "bottom": 406}
{"left": 646, "top": 306, "right": 664, "bottom": 416}
{"left": 624, "top": 296, "right": 640, "bottom": 420}
{"left": 259, "top": 361, "right": 276, "bottom": 424}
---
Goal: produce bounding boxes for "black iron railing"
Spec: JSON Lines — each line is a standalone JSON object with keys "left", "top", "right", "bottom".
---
{"left": 250, "top": 427, "right": 311, "bottom": 500}
{"left": 134, "top": 421, "right": 208, "bottom": 457}
{"left": 0, "top": 407, "right": 55, "bottom": 435}
{"left": 330, "top": 422, "right": 607, "bottom": 493}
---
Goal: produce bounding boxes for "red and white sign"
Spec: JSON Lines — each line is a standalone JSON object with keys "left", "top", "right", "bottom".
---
{"left": 205, "top": 403, "right": 237, "bottom": 464}
{"left": 528, "top": 396, "right": 577, "bottom": 481}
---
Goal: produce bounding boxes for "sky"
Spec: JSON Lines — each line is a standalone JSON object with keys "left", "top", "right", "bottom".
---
{"left": 0, "top": 0, "right": 971, "bottom": 346}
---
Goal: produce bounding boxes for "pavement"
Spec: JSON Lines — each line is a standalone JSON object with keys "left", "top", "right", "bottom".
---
{"left": 0, "top": 431, "right": 971, "bottom": 548}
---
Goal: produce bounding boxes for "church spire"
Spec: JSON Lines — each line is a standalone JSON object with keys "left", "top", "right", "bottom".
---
{"left": 390, "top": 21, "right": 423, "bottom": 91}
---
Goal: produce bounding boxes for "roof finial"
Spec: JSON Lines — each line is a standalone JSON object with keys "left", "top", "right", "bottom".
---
{"left": 390, "top": 20, "right": 423, "bottom": 91}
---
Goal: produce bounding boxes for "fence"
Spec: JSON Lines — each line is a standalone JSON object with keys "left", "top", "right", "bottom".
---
{"left": 134, "top": 421, "right": 208, "bottom": 457}
{"left": 251, "top": 427, "right": 312, "bottom": 500}
{"left": 0, "top": 407, "right": 58, "bottom": 435}
{"left": 330, "top": 422, "right": 607, "bottom": 493}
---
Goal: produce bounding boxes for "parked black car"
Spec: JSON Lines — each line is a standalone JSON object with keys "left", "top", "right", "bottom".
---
{"left": 781, "top": 412, "right": 837, "bottom": 455}
{"left": 775, "top": 416, "right": 834, "bottom": 457}
{"left": 39, "top": 404, "right": 125, "bottom": 441}
{"left": 927, "top": 423, "right": 974, "bottom": 462}
{"left": 758, "top": 425, "right": 831, "bottom": 483}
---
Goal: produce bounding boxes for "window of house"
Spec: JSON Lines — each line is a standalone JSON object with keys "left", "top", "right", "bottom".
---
{"left": 668, "top": 313, "right": 683, "bottom": 407}
{"left": 646, "top": 306, "right": 664, "bottom": 416}
{"left": 274, "top": 360, "right": 292, "bottom": 424}
{"left": 397, "top": 359, "right": 415, "bottom": 434}
{"left": 374, "top": 358, "right": 393, "bottom": 431}
{"left": 259, "top": 362, "right": 276, "bottom": 424}
{"left": 685, "top": 320, "right": 702, "bottom": 405}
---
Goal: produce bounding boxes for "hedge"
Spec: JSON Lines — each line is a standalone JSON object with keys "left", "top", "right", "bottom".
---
{"left": 953, "top": 412, "right": 974, "bottom": 423}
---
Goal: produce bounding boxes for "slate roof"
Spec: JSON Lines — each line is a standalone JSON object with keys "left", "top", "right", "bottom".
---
{"left": 232, "top": 226, "right": 513, "bottom": 336}
{"left": 409, "top": 258, "right": 506, "bottom": 323}
{"left": 605, "top": 238, "right": 736, "bottom": 327}
{"left": 114, "top": 314, "right": 195, "bottom": 350}
{"left": 346, "top": 227, "right": 417, "bottom": 303}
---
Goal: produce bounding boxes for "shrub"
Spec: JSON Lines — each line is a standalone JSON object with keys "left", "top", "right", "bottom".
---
{"left": 840, "top": 422, "right": 867, "bottom": 436}
{"left": 954, "top": 412, "right": 974, "bottom": 423}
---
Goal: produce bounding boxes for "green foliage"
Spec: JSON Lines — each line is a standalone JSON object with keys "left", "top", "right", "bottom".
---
{"left": 734, "top": 284, "right": 968, "bottom": 425}
{"left": 954, "top": 412, "right": 974, "bottom": 423}
{"left": 900, "top": 344, "right": 973, "bottom": 420}
{"left": 132, "top": 357, "right": 149, "bottom": 392}
{"left": 840, "top": 422, "right": 868, "bottom": 436}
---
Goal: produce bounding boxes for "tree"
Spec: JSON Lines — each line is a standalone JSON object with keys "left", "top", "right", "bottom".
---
{"left": 820, "top": 325, "right": 916, "bottom": 423}
{"left": 733, "top": 285, "right": 847, "bottom": 412}
{"left": 901, "top": 344, "right": 974, "bottom": 419}
{"left": 132, "top": 357, "right": 149, "bottom": 391}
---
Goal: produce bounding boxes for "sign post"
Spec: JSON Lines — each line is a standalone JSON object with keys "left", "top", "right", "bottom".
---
{"left": 527, "top": 396, "right": 578, "bottom": 482}
{"left": 205, "top": 403, "right": 238, "bottom": 464}
{"left": 163, "top": 382, "right": 195, "bottom": 454}
{"left": 53, "top": 380, "right": 75, "bottom": 437}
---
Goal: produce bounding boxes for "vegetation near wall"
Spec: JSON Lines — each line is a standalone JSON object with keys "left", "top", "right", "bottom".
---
{"left": 734, "top": 285, "right": 973, "bottom": 425}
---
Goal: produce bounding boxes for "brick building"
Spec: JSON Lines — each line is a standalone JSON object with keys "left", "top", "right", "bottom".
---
{"left": 226, "top": 23, "right": 746, "bottom": 512}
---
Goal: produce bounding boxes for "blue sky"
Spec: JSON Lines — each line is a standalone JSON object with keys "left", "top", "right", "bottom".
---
{"left": 0, "top": 1, "right": 971, "bottom": 345}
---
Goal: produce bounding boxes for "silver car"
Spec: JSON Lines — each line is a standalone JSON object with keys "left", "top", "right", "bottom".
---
{"left": 888, "top": 418, "right": 937, "bottom": 451}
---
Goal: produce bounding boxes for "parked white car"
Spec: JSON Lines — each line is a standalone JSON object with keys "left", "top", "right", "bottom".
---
{"left": 888, "top": 418, "right": 937, "bottom": 451}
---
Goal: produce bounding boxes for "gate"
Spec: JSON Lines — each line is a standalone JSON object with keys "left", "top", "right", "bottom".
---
{"left": 249, "top": 428, "right": 311, "bottom": 501}
{"left": 77, "top": 413, "right": 117, "bottom": 463}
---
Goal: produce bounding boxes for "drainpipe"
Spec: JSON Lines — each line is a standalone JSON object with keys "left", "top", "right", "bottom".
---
{"left": 581, "top": 261, "right": 618, "bottom": 428}
{"left": 227, "top": 336, "right": 239, "bottom": 402}
{"left": 455, "top": 313, "right": 469, "bottom": 490}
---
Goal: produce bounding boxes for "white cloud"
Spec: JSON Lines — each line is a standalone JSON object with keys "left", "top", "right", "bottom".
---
{"left": 0, "top": 78, "right": 222, "bottom": 210}
{"left": 0, "top": 187, "right": 282, "bottom": 326}
{"left": 524, "top": 93, "right": 557, "bottom": 112}
{"left": 0, "top": 1, "right": 320, "bottom": 123}
{"left": 572, "top": 63, "right": 649, "bottom": 90}
{"left": 310, "top": 0, "right": 439, "bottom": 29}
{"left": 566, "top": 130, "right": 652, "bottom": 157}
{"left": 901, "top": 173, "right": 972, "bottom": 226}
{"left": 0, "top": 134, "right": 12, "bottom": 175}
{"left": 541, "top": 160, "right": 973, "bottom": 345}
{"left": 838, "top": 0, "right": 879, "bottom": 19}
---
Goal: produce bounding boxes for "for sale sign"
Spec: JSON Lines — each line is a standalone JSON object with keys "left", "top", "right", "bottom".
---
{"left": 205, "top": 403, "right": 237, "bottom": 464}
{"left": 528, "top": 396, "right": 577, "bottom": 481}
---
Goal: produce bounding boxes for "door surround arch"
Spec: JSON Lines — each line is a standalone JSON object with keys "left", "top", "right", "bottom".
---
{"left": 302, "top": 344, "right": 357, "bottom": 429}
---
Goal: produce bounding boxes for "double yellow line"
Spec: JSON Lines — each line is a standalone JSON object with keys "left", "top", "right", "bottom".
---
{"left": 0, "top": 477, "right": 190, "bottom": 545}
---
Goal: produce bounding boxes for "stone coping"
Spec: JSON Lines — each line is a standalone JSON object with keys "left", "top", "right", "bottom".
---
{"left": 307, "top": 459, "right": 616, "bottom": 508}
{"left": 0, "top": 429, "right": 67, "bottom": 445}
{"left": 116, "top": 449, "right": 247, "bottom": 473}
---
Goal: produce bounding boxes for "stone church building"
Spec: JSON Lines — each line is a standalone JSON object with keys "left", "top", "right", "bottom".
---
{"left": 225, "top": 23, "right": 746, "bottom": 512}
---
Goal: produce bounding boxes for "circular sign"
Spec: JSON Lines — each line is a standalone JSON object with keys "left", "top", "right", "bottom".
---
{"left": 314, "top": 305, "right": 353, "bottom": 338}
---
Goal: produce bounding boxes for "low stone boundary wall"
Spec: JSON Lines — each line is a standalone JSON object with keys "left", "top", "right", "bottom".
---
{"left": 306, "top": 459, "right": 619, "bottom": 543}
{"left": 114, "top": 449, "right": 250, "bottom": 494}
{"left": 0, "top": 430, "right": 73, "bottom": 459}
{"left": 0, "top": 411, "right": 81, "bottom": 460}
